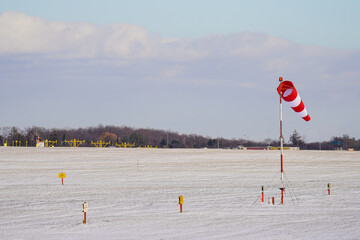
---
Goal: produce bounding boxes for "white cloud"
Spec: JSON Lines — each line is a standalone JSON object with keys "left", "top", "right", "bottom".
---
{"left": 1, "top": 11, "right": 360, "bottom": 92}
{"left": 0, "top": 12, "right": 95, "bottom": 56}
{"left": 100, "top": 23, "right": 157, "bottom": 59}
{"left": 0, "top": 12, "right": 158, "bottom": 59}
{"left": 0, "top": 12, "right": 299, "bottom": 63}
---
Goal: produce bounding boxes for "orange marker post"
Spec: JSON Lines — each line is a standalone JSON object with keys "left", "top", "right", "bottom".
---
{"left": 83, "top": 202, "right": 88, "bottom": 224}
{"left": 328, "top": 183, "right": 331, "bottom": 195}
{"left": 261, "top": 186, "right": 264, "bottom": 202}
{"left": 179, "top": 195, "right": 183, "bottom": 213}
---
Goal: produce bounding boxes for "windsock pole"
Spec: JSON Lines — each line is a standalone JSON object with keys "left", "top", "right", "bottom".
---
{"left": 279, "top": 77, "right": 285, "bottom": 205}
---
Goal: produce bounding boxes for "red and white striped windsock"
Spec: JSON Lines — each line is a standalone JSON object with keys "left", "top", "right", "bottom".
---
{"left": 277, "top": 80, "right": 311, "bottom": 121}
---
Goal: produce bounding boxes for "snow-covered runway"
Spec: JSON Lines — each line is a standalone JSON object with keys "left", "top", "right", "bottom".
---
{"left": 1, "top": 148, "right": 359, "bottom": 239}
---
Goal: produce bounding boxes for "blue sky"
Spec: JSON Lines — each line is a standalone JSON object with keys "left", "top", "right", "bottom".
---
{"left": 0, "top": 0, "right": 360, "bottom": 142}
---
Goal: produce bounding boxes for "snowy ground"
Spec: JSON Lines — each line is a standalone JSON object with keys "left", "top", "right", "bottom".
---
{"left": 0, "top": 147, "right": 359, "bottom": 240}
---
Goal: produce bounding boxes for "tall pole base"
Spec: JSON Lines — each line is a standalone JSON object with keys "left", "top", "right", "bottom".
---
{"left": 280, "top": 187, "right": 285, "bottom": 205}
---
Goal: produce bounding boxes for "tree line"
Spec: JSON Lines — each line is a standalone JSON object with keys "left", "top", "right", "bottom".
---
{"left": 0, "top": 125, "right": 359, "bottom": 150}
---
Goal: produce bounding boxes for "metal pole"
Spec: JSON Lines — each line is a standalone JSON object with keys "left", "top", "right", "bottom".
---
{"left": 279, "top": 77, "right": 285, "bottom": 205}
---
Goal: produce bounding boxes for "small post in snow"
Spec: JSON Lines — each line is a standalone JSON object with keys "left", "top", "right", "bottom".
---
{"left": 268, "top": 197, "right": 275, "bottom": 205}
{"left": 328, "top": 183, "right": 331, "bottom": 195}
{"left": 261, "top": 186, "right": 264, "bottom": 202}
{"left": 58, "top": 172, "right": 66, "bottom": 185}
{"left": 179, "top": 195, "right": 183, "bottom": 213}
{"left": 83, "top": 202, "right": 88, "bottom": 224}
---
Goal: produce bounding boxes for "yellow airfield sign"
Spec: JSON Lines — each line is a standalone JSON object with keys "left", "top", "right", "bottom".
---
{"left": 58, "top": 173, "right": 66, "bottom": 178}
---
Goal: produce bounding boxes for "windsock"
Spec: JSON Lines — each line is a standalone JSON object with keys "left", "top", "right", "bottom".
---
{"left": 277, "top": 80, "right": 311, "bottom": 121}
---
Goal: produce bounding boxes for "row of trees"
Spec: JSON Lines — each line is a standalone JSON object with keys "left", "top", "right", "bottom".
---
{"left": 0, "top": 125, "right": 359, "bottom": 150}
{"left": 288, "top": 130, "right": 360, "bottom": 150}
{"left": 0, "top": 125, "right": 246, "bottom": 148}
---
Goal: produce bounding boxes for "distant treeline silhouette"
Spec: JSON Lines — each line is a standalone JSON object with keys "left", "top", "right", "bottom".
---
{"left": 0, "top": 125, "right": 359, "bottom": 150}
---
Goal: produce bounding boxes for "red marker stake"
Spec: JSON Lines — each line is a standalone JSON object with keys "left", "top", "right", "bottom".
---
{"left": 82, "top": 202, "right": 88, "bottom": 224}
{"left": 261, "top": 186, "right": 264, "bottom": 202}
{"left": 61, "top": 178, "right": 64, "bottom": 185}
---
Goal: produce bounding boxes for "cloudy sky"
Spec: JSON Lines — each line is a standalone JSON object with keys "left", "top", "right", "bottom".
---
{"left": 1, "top": 0, "right": 359, "bottom": 142}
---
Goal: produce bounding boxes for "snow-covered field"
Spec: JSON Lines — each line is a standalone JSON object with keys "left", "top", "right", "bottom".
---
{"left": 0, "top": 147, "right": 359, "bottom": 240}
